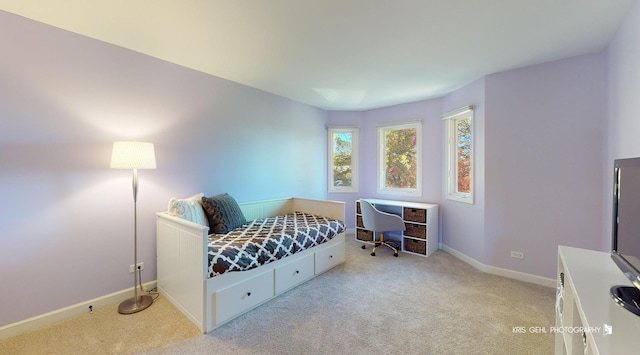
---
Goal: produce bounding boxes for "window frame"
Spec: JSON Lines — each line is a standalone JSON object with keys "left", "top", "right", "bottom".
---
{"left": 443, "top": 106, "right": 474, "bottom": 204}
{"left": 376, "top": 121, "right": 422, "bottom": 197}
{"left": 328, "top": 127, "right": 359, "bottom": 193}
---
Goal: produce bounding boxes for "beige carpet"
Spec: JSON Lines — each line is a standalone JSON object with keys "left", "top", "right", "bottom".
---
{"left": 1, "top": 237, "right": 555, "bottom": 354}
{"left": 0, "top": 295, "right": 201, "bottom": 354}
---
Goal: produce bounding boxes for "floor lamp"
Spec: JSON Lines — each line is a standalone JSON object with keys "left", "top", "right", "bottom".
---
{"left": 110, "top": 141, "right": 156, "bottom": 314}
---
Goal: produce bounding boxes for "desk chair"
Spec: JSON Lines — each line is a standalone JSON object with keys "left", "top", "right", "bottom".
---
{"left": 359, "top": 200, "right": 406, "bottom": 257}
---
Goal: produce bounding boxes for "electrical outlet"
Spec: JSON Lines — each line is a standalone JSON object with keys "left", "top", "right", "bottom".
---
{"left": 129, "top": 262, "right": 144, "bottom": 273}
{"left": 510, "top": 251, "right": 524, "bottom": 259}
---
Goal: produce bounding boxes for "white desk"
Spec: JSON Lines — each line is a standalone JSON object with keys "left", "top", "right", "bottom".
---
{"left": 355, "top": 199, "right": 438, "bottom": 257}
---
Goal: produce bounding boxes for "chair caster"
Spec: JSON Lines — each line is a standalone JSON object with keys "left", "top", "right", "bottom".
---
{"left": 371, "top": 252, "right": 376, "bottom": 256}
{"left": 393, "top": 253, "right": 398, "bottom": 257}
{"left": 361, "top": 245, "right": 366, "bottom": 249}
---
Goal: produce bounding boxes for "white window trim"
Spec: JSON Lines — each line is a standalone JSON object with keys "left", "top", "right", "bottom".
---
{"left": 377, "top": 121, "right": 422, "bottom": 197}
{"left": 443, "top": 106, "right": 474, "bottom": 204}
{"left": 328, "top": 127, "right": 359, "bottom": 193}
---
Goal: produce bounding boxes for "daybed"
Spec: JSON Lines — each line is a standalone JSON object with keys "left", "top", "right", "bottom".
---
{"left": 156, "top": 195, "right": 346, "bottom": 333}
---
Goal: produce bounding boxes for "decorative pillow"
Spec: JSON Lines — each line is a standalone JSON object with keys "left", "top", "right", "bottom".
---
{"left": 167, "top": 193, "right": 209, "bottom": 227}
{"left": 201, "top": 193, "right": 247, "bottom": 234}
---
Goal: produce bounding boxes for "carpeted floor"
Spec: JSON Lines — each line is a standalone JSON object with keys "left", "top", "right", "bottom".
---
{"left": 1, "top": 236, "right": 556, "bottom": 354}
{"left": 0, "top": 295, "right": 201, "bottom": 355}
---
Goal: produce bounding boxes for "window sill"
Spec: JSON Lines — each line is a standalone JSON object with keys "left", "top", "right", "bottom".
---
{"left": 377, "top": 188, "right": 422, "bottom": 197}
{"left": 445, "top": 194, "right": 474, "bottom": 204}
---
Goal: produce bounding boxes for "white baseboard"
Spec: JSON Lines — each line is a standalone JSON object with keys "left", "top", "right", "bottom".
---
{"left": 439, "top": 244, "right": 556, "bottom": 288}
{"left": 0, "top": 281, "right": 157, "bottom": 340}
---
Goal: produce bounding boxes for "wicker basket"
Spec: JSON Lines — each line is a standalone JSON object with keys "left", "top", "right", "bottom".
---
{"left": 356, "top": 215, "right": 364, "bottom": 228}
{"left": 403, "top": 207, "right": 426, "bottom": 223}
{"left": 356, "top": 202, "right": 361, "bottom": 214}
{"left": 404, "top": 223, "right": 427, "bottom": 239}
{"left": 404, "top": 238, "right": 426, "bottom": 255}
{"left": 357, "top": 229, "right": 374, "bottom": 242}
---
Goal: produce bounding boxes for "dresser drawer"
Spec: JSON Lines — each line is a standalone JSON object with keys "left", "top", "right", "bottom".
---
{"left": 315, "top": 241, "right": 345, "bottom": 274}
{"left": 214, "top": 270, "right": 274, "bottom": 324}
{"left": 275, "top": 253, "right": 314, "bottom": 294}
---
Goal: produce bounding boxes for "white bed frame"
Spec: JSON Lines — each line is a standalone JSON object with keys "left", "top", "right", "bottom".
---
{"left": 156, "top": 197, "right": 346, "bottom": 333}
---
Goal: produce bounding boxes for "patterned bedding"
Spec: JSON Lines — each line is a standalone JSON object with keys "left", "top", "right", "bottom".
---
{"left": 207, "top": 212, "right": 346, "bottom": 278}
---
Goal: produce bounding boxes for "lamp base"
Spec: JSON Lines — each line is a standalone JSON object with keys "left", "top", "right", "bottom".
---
{"left": 118, "top": 294, "right": 153, "bottom": 314}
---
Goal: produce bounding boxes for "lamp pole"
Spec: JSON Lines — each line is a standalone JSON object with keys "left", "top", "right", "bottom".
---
{"left": 112, "top": 142, "right": 155, "bottom": 314}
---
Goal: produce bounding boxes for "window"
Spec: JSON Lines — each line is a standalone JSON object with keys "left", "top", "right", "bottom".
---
{"left": 328, "top": 127, "right": 359, "bottom": 192}
{"left": 443, "top": 106, "right": 474, "bottom": 204}
{"left": 377, "top": 121, "right": 422, "bottom": 196}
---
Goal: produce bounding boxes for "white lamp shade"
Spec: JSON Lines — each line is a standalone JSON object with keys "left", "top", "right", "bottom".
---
{"left": 110, "top": 141, "right": 156, "bottom": 169}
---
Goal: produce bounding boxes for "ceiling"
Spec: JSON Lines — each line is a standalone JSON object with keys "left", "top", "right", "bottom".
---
{"left": 0, "top": 0, "right": 636, "bottom": 111}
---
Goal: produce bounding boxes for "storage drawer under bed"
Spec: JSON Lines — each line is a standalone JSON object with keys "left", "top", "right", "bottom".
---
{"left": 213, "top": 270, "right": 274, "bottom": 325}
{"left": 274, "top": 253, "right": 315, "bottom": 294}
{"left": 315, "top": 241, "right": 345, "bottom": 274}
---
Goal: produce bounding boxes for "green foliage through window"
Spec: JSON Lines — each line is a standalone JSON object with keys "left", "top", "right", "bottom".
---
{"left": 333, "top": 132, "right": 352, "bottom": 187}
{"left": 378, "top": 121, "right": 421, "bottom": 196}
{"left": 328, "top": 127, "right": 358, "bottom": 192}
{"left": 385, "top": 128, "right": 417, "bottom": 189}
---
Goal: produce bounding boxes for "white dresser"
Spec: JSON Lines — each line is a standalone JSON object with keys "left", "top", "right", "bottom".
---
{"left": 556, "top": 246, "right": 640, "bottom": 354}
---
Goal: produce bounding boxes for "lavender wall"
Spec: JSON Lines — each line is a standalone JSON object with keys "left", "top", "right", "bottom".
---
{"left": 327, "top": 99, "right": 443, "bottom": 229}
{"left": 605, "top": 1, "right": 640, "bottom": 251}
{"left": 0, "top": 12, "right": 327, "bottom": 327}
{"left": 440, "top": 78, "right": 486, "bottom": 261}
{"left": 484, "top": 53, "right": 606, "bottom": 278}
{"left": 330, "top": 52, "right": 606, "bottom": 282}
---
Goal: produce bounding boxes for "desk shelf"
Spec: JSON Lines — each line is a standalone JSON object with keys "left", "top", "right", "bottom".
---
{"left": 355, "top": 199, "right": 438, "bottom": 257}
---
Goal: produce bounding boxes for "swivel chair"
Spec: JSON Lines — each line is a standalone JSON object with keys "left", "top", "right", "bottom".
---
{"left": 359, "top": 200, "right": 406, "bottom": 257}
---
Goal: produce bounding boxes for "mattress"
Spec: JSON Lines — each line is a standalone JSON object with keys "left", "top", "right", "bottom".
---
{"left": 207, "top": 211, "right": 345, "bottom": 277}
